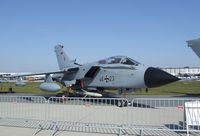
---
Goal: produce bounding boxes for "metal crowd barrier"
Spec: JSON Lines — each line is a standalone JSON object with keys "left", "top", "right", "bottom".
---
{"left": 0, "top": 96, "right": 46, "bottom": 120}
{"left": 47, "top": 97, "right": 128, "bottom": 124}
{"left": 0, "top": 96, "right": 200, "bottom": 136}
{"left": 128, "top": 98, "right": 200, "bottom": 135}
{"left": 44, "top": 97, "right": 128, "bottom": 136}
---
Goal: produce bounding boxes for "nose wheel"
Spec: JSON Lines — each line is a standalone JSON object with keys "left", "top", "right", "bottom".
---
{"left": 118, "top": 89, "right": 128, "bottom": 98}
{"left": 146, "top": 88, "right": 148, "bottom": 93}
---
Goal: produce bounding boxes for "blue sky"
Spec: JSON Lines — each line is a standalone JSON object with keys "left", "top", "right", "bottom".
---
{"left": 0, "top": 0, "right": 200, "bottom": 72}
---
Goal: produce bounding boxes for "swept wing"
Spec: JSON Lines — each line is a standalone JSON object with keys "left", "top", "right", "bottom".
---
{"left": 187, "top": 38, "right": 200, "bottom": 58}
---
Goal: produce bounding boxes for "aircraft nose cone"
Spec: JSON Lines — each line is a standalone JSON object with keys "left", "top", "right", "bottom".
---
{"left": 144, "top": 67, "right": 180, "bottom": 88}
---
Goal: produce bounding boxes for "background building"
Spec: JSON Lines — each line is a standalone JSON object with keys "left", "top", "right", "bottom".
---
{"left": 161, "top": 67, "right": 200, "bottom": 80}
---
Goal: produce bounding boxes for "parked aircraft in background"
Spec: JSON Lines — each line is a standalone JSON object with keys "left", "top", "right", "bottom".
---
{"left": 11, "top": 45, "right": 179, "bottom": 97}
{"left": 0, "top": 78, "right": 8, "bottom": 83}
{"left": 15, "top": 77, "right": 26, "bottom": 87}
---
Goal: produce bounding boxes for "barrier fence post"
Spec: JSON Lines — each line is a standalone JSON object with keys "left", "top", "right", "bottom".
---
{"left": 140, "top": 128, "right": 143, "bottom": 136}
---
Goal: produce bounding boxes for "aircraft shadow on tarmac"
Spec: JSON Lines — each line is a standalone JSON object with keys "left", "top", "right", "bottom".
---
{"left": 50, "top": 94, "right": 155, "bottom": 108}
{"left": 131, "top": 102, "right": 155, "bottom": 108}
{"left": 171, "top": 93, "right": 200, "bottom": 98}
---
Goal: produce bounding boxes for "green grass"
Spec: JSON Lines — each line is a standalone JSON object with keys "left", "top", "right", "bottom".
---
{"left": 0, "top": 82, "right": 63, "bottom": 94}
{"left": 134, "top": 81, "right": 200, "bottom": 95}
{"left": 1, "top": 81, "right": 200, "bottom": 96}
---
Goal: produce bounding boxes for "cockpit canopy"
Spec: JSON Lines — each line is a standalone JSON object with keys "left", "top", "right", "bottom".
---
{"left": 98, "top": 56, "right": 140, "bottom": 66}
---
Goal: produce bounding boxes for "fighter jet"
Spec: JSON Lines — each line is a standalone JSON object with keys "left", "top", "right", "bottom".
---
{"left": 187, "top": 38, "right": 200, "bottom": 58}
{"left": 12, "top": 45, "right": 179, "bottom": 97}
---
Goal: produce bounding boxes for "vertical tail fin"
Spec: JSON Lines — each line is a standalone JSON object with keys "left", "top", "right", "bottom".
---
{"left": 54, "top": 45, "right": 75, "bottom": 70}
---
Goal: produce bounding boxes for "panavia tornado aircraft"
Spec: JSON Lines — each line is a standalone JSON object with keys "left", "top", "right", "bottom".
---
{"left": 13, "top": 45, "right": 179, "bottom": 97}
{"left": 187, "top": 38, "right": 200, "bottom": 58}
